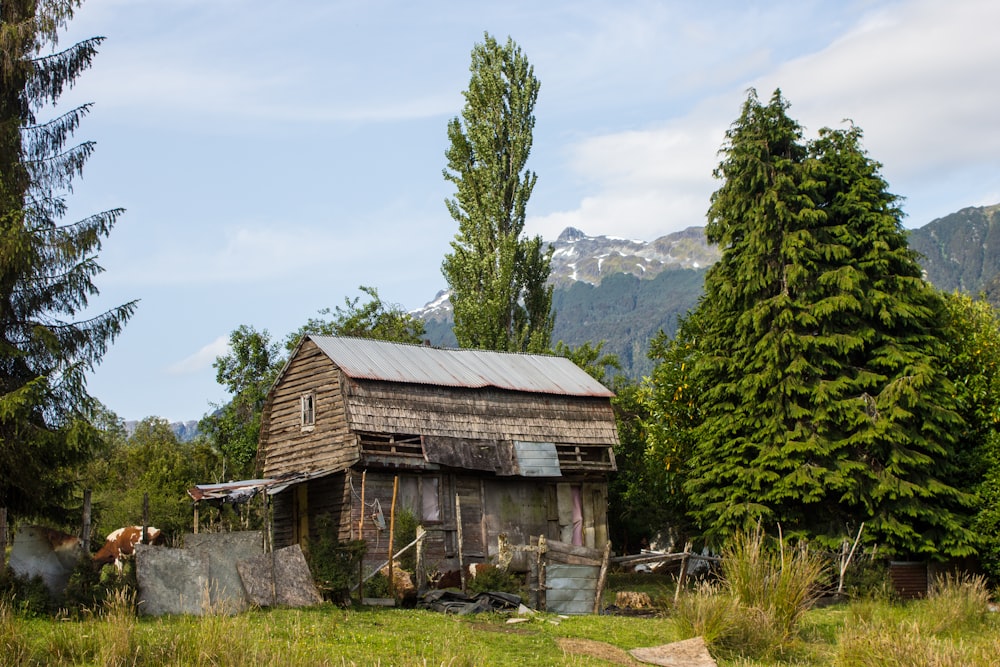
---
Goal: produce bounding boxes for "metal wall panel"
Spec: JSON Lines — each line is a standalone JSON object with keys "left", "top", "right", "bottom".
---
{"left": 545, "top": 564, "right": 599, "bottom": 615}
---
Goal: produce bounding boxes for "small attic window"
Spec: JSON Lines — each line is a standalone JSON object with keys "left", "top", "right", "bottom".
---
{"left": 300, "top": 392, "right": 315, "bottom": 429}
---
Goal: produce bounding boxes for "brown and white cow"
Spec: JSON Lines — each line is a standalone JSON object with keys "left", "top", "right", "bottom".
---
{"left": 93, "top": 526, "right": 165, "bottom": 568}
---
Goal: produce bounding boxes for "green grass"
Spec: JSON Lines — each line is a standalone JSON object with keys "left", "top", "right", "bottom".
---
{"left": 2, "top": 577, "right": 999, "bottom": 666}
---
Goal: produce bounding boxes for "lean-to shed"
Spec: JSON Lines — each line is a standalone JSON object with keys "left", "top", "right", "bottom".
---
{"left": 258, "top": 335, "right": 619, "bottom": 577}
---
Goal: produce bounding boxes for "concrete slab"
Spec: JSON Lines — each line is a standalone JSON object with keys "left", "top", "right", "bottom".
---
{"left": 135, "top": 544, "right": 209, "bottom": 616}
{"left": 237, "top": 544, "right": 322, "bottom": 608}
{"left": 184, "top": 531, "right": 262, "bottom": 612}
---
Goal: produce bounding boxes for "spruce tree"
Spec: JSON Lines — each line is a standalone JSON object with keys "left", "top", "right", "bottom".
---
{"left": 441, "top": 33, "right": 554, "bottom": 353}
{"left": 0, "top": 1, "right": 135, "bottom": 522}
{"left": 684, "top": 90, "right": 973, "bottom": 557}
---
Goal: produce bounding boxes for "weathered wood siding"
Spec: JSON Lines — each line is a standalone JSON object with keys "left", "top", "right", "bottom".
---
{"left": 349, "top": 471, "right": 457, "bottom": 575}
{"left": 343, "top": 381, "right": 619, "bottom": 456}
{"left": 270, "top": 471, "right": 351, "bottom": 550}
{"left": 260, "top": 339, "right": 360, "bottom": 477}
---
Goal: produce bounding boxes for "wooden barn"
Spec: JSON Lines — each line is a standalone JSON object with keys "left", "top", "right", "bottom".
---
{"left": 258, "top": 335, "right": 619, "bottom": 579}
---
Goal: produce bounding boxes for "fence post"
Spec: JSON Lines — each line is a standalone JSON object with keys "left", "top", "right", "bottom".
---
{"left": 415, "top": 525, "right": 427, "bottom": 594}
{"left": 0, "top": 508, "right": 7, "bottom": 567}
{"left": 81, "top": 490, "right": 92, "bottom": 554}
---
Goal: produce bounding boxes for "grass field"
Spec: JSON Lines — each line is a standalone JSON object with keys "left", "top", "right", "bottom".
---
{"left": 3, "top": 573, "right": 998, "bottom": 667}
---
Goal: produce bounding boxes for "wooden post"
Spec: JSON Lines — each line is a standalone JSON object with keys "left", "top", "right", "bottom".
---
{"left": 142, "top": 493, "right": 150, "bottom": 543}
{"left": 674, "top": 541, "right": 692, "bottom": 605}
{"left": 537, "top": 535, "right": 548, "bottom": 611}
{"left": 388, "top": 475, "right": 399, "bottom": 598}
{"left": 415, "top": 525, "right": 427, "bottom": 594}
{"left": 81, "top": 490, "right": 92, "bottom": 555}
{"left": 456, "top": 493, "right": 466, "bottom": 592}
{"left": 528, "top": 549, "right": 539, "bottom": 609}
{"left": 358, "top": 470, "right": 366, "bottom": 540}
{"left": 593, "top": 540, "right": 612, "bottom": 614}
{"left": 193, "top": 502, "right": 200, "bottom": 535}
{"left": 0, "top": 508, "right": 7, "bottom": 568}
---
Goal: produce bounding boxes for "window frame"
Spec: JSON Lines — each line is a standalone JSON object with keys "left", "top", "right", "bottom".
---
{"left": 300, "top": 391, "right": 316, "bottom": 430}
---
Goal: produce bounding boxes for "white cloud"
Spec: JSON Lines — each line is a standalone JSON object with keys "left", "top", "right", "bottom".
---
{"left": 531, "top": 0, "right": 1000, "bottom": 241}
{"left": 166, "top": 335, "right": 229, "bottom": 375}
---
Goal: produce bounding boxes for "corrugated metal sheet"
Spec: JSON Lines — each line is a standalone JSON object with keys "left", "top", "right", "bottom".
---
{"left": 514, "top": 441, "right": 562, "bottom": 477}
{"left": 545, "top": 564, "right": 599, "bottom": 615}
{"left": 308, "top": 335, "right": 614, "bottom": 397}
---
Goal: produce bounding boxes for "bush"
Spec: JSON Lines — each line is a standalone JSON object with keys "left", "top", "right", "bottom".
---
{"left": 393, "top": 508, "right": 418, "bottom": 573}
{"left": 363, "top": 572, "right": 392, "bottom": 599}
{"left": 306, "top": 513, "right": 366, "bottom": 604}
{"left": 0, "top": 566, "right": 53, "bottom": 617}
{"left": 466, "top": 565, "right": 523, "bottom": 595}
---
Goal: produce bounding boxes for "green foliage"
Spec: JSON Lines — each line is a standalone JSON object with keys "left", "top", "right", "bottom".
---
{"left": 938, "top": 292, "right": 1000, "bottom": 583}
{"left": 0, "top": 0, "right": 136, "bottom": 525}
{"left": 552, "top": 340, "right": 621, "bottom": 386}
{"left": 466, "top": 565, "right": 523, "bottom": 595}
{"left": 0, "top": 566, "right": 52, "bottom": 617}
{"left": 200, "top": 325, "right": 281, "bottom": 479}
{"left": 392, "top": 507, "right": 418, "bottom": 573}
{"left": 305, "top": 514, "right": 366, "bottom": 604}
{"left": 285, "top": 285, "right": 426, "bottom": 351}
{"left": 612, "top": 322, "right": 703, "bottom": 550}
{"left": 441, "top": 33, "right": 554, "bottom": 353}
{"left": 679, "top": 89, "right": 974, "bottom": 558}
{"left": 81, "top": 417, "right": 223, "bottom": 540}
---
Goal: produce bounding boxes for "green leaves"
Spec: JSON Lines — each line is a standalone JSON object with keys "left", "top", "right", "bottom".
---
{"left": 672, "top": 89, "right": 975, "bottom": 557}
{"left": 442, "top": 33, "right": 553, "bottom": 353}
{"left": 0, "top": 0, "right": 134, "bottom": 522}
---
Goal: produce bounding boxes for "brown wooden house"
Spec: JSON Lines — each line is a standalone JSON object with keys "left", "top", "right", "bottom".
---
{"left": 258, "top": 335, "right": 619, "bottom": 577}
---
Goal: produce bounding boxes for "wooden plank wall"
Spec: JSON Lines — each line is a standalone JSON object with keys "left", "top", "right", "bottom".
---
{"left": 269, "top": 472, "right": 351, "bottom": 550}
{"left": 260, "top": 340, "right": 360, "bottom": 477}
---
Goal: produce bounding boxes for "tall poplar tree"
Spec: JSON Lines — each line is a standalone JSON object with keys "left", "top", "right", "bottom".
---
{"left": 441, "top": 33, "right": 554, "bottom": 353}
{"left": 683, "top": 90, "right": 973, "bottom": 557}
{"left": 0, "top": 1, "right": 135, "bottom": 522}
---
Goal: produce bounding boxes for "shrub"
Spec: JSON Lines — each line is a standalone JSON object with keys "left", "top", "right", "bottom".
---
{"left": 0, "top": 566, "right": 52, "bottom": 617}
{"left": 306, "top": 513, "right": 366, "bottom": 604}
{"left": 466, "top": 565, "right": 523, "bottom": 595}
{"left": 393, "top": 508, "right": 418, "bottom": 573}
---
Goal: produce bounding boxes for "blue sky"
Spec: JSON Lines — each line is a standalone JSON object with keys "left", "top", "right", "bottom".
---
{"left": 54, "top": 0, "right": 1000, "bottom": 422}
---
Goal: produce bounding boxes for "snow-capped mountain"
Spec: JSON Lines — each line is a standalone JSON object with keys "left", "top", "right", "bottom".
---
{"left": 413, "top": 226, "right": 718, "bottom": 319}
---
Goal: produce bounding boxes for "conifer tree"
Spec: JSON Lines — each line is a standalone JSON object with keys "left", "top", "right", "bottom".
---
{"left": 441, "top": 33, "right": 554, "bottom": 353}
{"left": 0, "top": 1, "right": 135, "bottom": 522}
{"left": 683, "top": 90, "right": 973, "bottom": 557}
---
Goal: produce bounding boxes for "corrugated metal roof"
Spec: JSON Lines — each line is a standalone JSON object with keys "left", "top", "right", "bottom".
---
{"left": 307, "top": 335, "right": 614, "bottom": 398}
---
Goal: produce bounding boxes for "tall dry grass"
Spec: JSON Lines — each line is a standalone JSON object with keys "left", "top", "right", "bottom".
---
{"left": 721, "top": 528, "right": 826, "bottom": 639}
{"left": 672, "top": 527, "right": 825, "bottom": 660}
{"left": 0, "top": 599, "right": 32, "bottom": 666}
{"left": 835, "top": 574, "right": 996, "bottom": 667}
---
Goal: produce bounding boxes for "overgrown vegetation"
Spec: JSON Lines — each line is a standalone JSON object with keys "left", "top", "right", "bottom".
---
{"left": 304, "top": 513, "right": 366, "bottom": 604}
{"left": 671, "top": 529, "right": 826, "bottom": 661}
